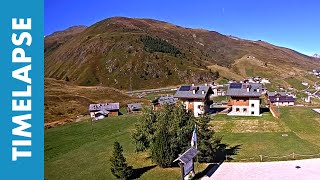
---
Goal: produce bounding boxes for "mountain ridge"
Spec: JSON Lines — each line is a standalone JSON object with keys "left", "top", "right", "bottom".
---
{"left": 45, "top": 16, "right": 320, "bottom": 90}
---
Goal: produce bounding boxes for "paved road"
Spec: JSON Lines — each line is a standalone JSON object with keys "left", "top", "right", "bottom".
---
{"left": 202, "top": 158, "right": 320, "bottom": 180}
{"left": 126, "top": 87, "right": 178, "bottom": 95}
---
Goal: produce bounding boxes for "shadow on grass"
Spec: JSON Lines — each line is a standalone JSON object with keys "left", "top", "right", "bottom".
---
{"left": 131, "top": 165, "right": 157, "bottom": 179}
{"left": 261, "top": 107, "right": 270, "bottom": 113}
{"left": 193, "top": 144, "right": 241, "bottom": 179}
{"left": 215, "top": 144, "right": 242, "bottom": 162}
{"left": 193, "top": 163, "right": 221, "bottom": 180}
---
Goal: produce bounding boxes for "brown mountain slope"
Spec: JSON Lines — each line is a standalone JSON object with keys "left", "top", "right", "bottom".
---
{"left": 45, "top": 78, "right": 147, "bottom": 124}
{"left": 45, "top": 17, "right": 320, "bottom": 90}
{"left": 45, "top": 25, "right": 87, "bottom": 55}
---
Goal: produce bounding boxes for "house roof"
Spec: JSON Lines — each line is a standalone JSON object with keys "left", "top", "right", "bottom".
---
{"left": 157, "top": 95, "right": 178, "bottom": 105}
{"left": 226, "top": 83, "right": 262, "bottom": 97}
{"left": 96, "top": 109, "right": 109, "bottom": 115}
{"left": 127, "top": 103, "right": 142, "bottom": 110}
{"left": 173, "top": 147, "right": 199, "bottom": 164}
{"left": 89, "top": 103, "right": 120, "bottom": 111}
{"left": 269, "top": 96, "right": 295, "bottom": 103}
{"left": 267, "top": 92, "right": 288, "bottom": 97}
{"left": 174, "top": 85, "right": 213, "bottom": 99}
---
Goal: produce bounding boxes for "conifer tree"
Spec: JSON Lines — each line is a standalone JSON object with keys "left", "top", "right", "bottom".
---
{"left": 110, "top": 142, "right": 133, "bottom": 179}
{"left": 132, "top": 104, "right": 194, "bottom": 167}
{"left": 196, "top": 115, "right": 223, "bottom": 163}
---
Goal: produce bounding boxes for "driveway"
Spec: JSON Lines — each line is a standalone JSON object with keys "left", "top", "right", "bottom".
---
{"left": 202, "top": 158, "right": 320, "bottom": 180}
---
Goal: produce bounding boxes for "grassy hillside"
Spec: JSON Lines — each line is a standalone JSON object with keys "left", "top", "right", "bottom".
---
{"left": 45, "top": 78, "right": 147, "bottom": 124}
{"left": 45, "top": 17, "right": 320, "bottom": 90}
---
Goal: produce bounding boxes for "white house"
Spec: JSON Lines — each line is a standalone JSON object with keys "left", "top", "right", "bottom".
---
{"left": 226, "top": 83, "right": 262, "bottom": 116}
{"left": 267, "top": 92, "right": 295, "bottom": 106}
{"left": 174, "top": 85, "right": 214, "bottom": 117}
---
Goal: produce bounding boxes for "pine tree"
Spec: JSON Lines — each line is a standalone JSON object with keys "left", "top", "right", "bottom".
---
{"left": 151, "top": 120, "right": 173, "bottom": 167}
{"left": 110, "top": 142, "right": 133, "bottom": 179}
{"left": 132, "top": 104, "right": 194, "bottom": 167}
{"left": 196, "top": 115, "right": 223, "bottom": 163}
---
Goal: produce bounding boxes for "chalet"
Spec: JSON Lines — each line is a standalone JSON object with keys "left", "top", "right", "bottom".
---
{"left": 88, "top": 103, "right": 119, "bottom": 120}
{"left": 127, "top": 103, "right": 143, "bottom": 113}
{"left": 174, "top": 85, "right": 214, "bottom": 117}
{"left": 210, "top": 84, "right": 225, "bottom": 97}
{"left": 152, "top": 95, "right": 178, "bottom": 110}
{"left": 226, "top": 83, "right": 262, "bottom": 116}
{"left": 267, "top": 92, "right": 295, "bottom": 106}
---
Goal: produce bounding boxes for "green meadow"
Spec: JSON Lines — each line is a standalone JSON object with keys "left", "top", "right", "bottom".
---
{"left": 45, "top": 107, "right": 320, "bottom": 179}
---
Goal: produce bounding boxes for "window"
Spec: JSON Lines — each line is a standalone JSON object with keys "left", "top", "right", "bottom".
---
{"left": 236, "top": 108, "right": 240, "bottom": 112}
{"left": 236, "top": 99, "right": 239, "bottom": 102}
{"left": 251, "top": 111, "right": 254, "bottom": 115}
{"left": 244, "top": 99, "right": 247, "bottom": 102}
{"left": 243, "top": 108, "right": 247, "bottom": 112}
{"left": 251, "top": 104, "right": 254, "bottom": 107}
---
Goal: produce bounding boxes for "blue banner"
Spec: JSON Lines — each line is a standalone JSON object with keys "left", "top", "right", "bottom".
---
{"left": 0, "top": 0, "right": 44, "bottom": 179}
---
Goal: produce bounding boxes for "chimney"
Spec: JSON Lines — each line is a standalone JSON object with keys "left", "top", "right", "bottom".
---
{"left": 192, "top": 83, "right": 195, "bottom": 86}
{"left": 202, "top": 90, "right": 205, "bottom": 94}
{"left": 193, "top": 90, "right": 196, "bottom": 94}
{"left": 257, "top": 89, "right": 260, "bottom": 92}
{"left": 246, "top": 87, "right": 250, "bottom": 92}
{"left": 205, "top": 83, "right": 208, "bottom": 86}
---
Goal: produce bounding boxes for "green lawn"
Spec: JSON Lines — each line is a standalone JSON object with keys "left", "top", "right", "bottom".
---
{"left": 45, "top": 114, "right": 181, "bottom": 180}
{"left": 210, "top": 107, "right": 320, "bottom": 161}
{"left": 211, "top": 96, "right": 228, "bottom": 102}
{"left": 45, "top": 107, "right": 320, "bottom": 179}
{"left": 285, "top": 77, "right": 306, "bottom": 90}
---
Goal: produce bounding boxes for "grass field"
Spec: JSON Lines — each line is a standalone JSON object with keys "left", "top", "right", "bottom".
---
{"left": 45, "top": 107, "right": 320, "bottom": 179}
{"left": 211, "top": 107, "right": 320, "bottom": 161}
{"left": 45, "top": 114, "right": 184, "bottom": 180}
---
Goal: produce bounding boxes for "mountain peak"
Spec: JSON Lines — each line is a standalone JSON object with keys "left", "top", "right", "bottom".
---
{"left": 313, "top": 54, "right": 320, "bottom": 58}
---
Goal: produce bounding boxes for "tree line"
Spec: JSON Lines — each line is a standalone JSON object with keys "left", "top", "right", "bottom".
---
{"left": 110, "top": 104, "right": 239, "bottom": 179}
{"left": 140, "top": 35, "right": 182, "bottom": 56}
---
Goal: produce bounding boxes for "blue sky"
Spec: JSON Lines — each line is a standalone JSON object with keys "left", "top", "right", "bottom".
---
{"left": 45, "top": 0, "right": 319, "bottom": 55}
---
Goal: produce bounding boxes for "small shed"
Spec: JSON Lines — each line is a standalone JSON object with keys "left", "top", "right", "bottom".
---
{"left": 89, "top": 103, "right": 120, "bottom": 119}
{"left": 174, "top": 147, "right": 199, "bottom": 180}
{"left": 127, "top": 103, "right": 143, "bottom": 113}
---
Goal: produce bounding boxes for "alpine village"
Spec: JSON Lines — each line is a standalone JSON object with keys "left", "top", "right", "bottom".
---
{"left": 44, "top": 17, "right": 320, "bottom": 180}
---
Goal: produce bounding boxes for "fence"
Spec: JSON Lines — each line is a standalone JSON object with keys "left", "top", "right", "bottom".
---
{"left": 226, "top": 152, "right": 320, "bottom": 162}
{"left": 269, "top": 104, "right": 279, "bottom": 119}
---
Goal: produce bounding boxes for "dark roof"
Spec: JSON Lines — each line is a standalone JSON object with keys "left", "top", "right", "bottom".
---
{"left": 269, "top": 96, "right": 295, "bottom": 103}
{"left": 226, "top": 83, "right": 262, "bottom": 97}
{"left": 156, "top": 95, "right": 178, "bottom": 105}
{"left": 174, "top": 147, "right": 199, "bottom": 164}
{"left": 127, "top": 103, "right": 142, "bottom": 110}
{"left": 89, "top": 103, "right": 119, "bottom": 111}
{"left": 174, "top": 85, "right": 213, "bottom": 99}
{"left": 267, "top": 92, "right": 287, "bottom": 97}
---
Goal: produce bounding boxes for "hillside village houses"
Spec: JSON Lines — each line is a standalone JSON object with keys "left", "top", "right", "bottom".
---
{"left": 267, "top": 92, "right": 296, "bottom": 106}
{"left": 174, "top": 84, "right": 214, "bottom": 117}
{"left": 302, "top": 81, "right": 309, "bottom": 86}
{"left": 152, "top": 95, "right": 178, "bottom": 110}
{"left": 244, "top": 77, "right": 270, "bottom": 84}
{"left": 209, "top": 83, "right": 225, "bottom": 97}
{"left": 89, "top": 103, "right": 120, "bottom": 120}
{"left": 127, "top": 103, "right": 143, "bottom": 113}
{"left": 312, "top": 69, "right": 320, "bottom": 77}
{"left": 226, "top": 83, "right": 263, "bottom": 116}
